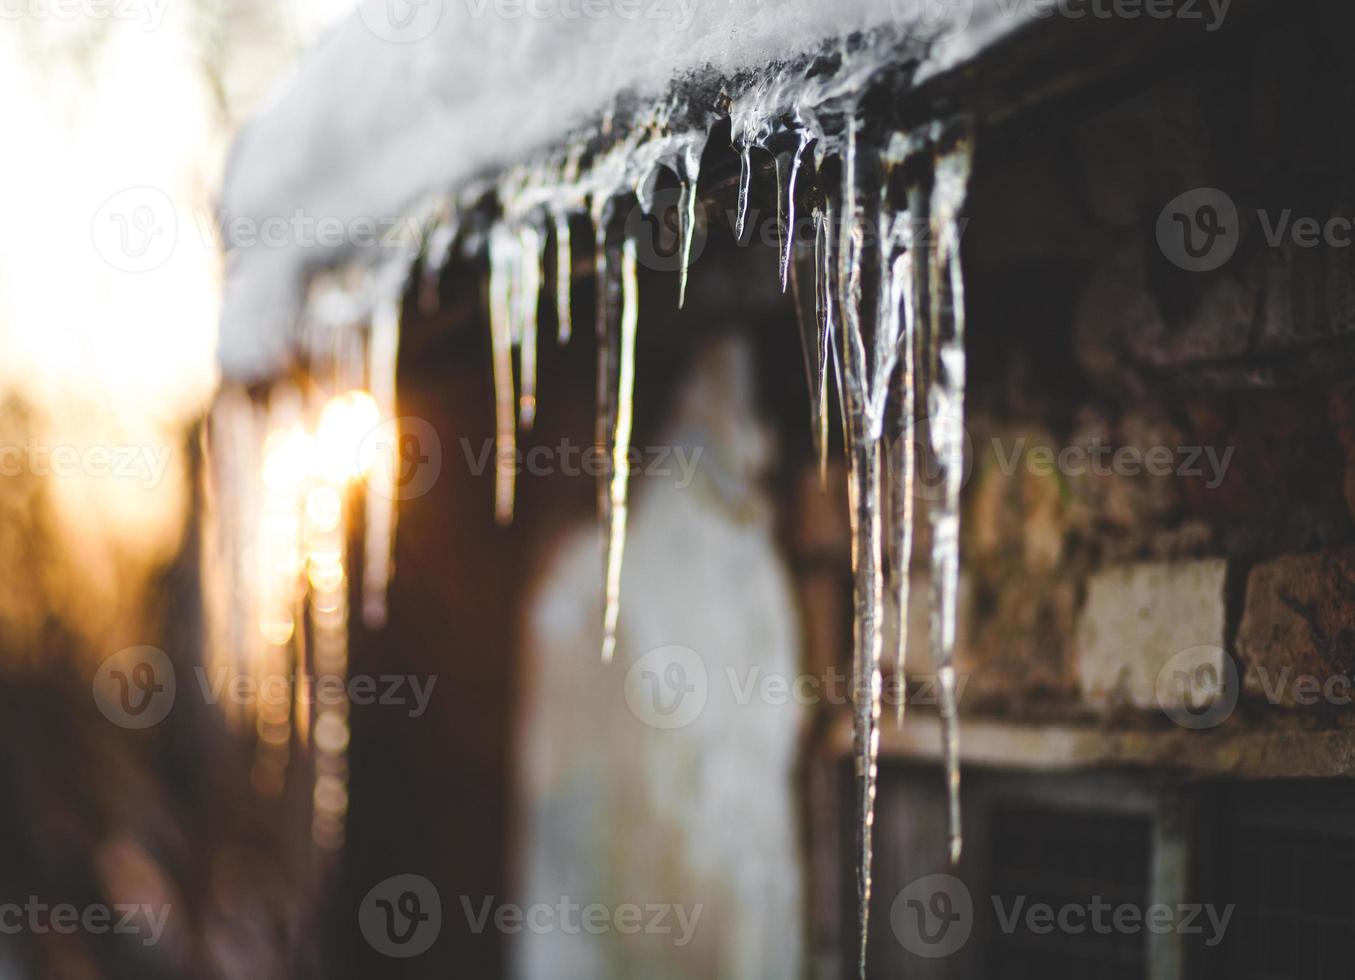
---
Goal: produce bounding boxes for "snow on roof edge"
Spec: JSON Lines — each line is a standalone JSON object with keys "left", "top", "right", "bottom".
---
{"left": 218, "top": 0, "right": 1019, "bottom": 383}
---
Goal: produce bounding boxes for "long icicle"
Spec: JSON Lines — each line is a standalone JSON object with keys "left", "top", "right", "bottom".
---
{"left": 517, "top": 224, "right": 543, "bottom": 430}
{"left": 893, "top": 244, "right": 916, "bottom": 728}
{"left": 789, "top": 210, "right": 826, "bottom": 474}
{"left": 873, "top": 142, "right": 919, "bottom": 730}
{"left": 362, "top": 262, "right": 405, "bottom": 629}
{"left": 554, "top": 210, "right": 573, "bottom": 345}
{"left": 419, "top": 206, "right": 457, "bottom": 314}
{"left": 734, "top": 141, "right": 752, "bottom": 243}
{"left": 926, "top": 135, "right": 974, "bottom": 866}
{"left": 488, "top": 226, "right": 517, "bottom": 524}
{"left": 836, "top": 113, "right": 886, "bottom": 979}
{"left": 676, "top": 145, "right": 700, "bottom": 309}
{"left": 814, "top": 198, "right": 837, "bottom": 485}
{"left": 601, "top": 238, "right": 639, "bottom": 664}
{"left": 847, "top": 430, "right": 884, "bottom": 978}
{"left": 593, "top": 200, "right": 619, "bottom": 526}
{"left": 776, "top": 131, "right": 809, "bottom": 292}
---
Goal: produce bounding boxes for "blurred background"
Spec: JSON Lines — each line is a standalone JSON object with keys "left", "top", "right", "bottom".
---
{"left": 0, "top": 5, "right": 350, "bottom": 977}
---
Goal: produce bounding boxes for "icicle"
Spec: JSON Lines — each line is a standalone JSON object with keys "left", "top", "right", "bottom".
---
{"left": 488, "top": 225, "right": 517, "bottom": 524}
{"left": 846, "top": 426, "right": 883, "bottom": 978}
{"left": 592, "top": 200, "right": 619, "bottom": 526}
{"left": 601, "top": 238, "right": 639, "bottom": 664}
{"left": 363, "top": 264, "right": 404, "bottom": 630}
{"left": 419, "top": 207, "right": 458, "bottom": 314}
{"left": 892, "top": 245, "right": 916, "bottom": 729}
{"left": 834, "top": 113, "right": 885, "bottom": 979}
{"left": 776, "top": 131, "right": 809, "bottom": 292}
{"left": 870, "top": 138, "right": 920, "bottom": 731}
{"left": 257, "top": 389, "right": 306, "bottom": 795}
{"left": 734, "top": 141, "right": 752, "bottom": 243}
{"left": 309, "top": 480, "right": 351, "bottom": 851}
{"left": 207, "top": 388, "right": 261, "bottom": 736}
{"left": 925, "top": 135, "right": 974, "bottom": 867}
{"left": 676, "top": 145, "right": 700, "bottom": 309}
{"left": 789, "top": 221, "right": 827, "bottom": 476}
{"left": 516, "top": 224, "right": 544, "bottom": 430}
{"left": 813, "top": 199, "right": 837, "bottom": 485}
{"left": 554, "top": 210, "right": 573, "bottom": 345}
{"left": 838, "top": 116, "right": 939, "bottom": 975}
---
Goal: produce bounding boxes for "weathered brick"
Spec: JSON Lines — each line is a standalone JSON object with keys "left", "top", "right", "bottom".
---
{"left": 1236, "top": 548, "right": 1355, "bottom": 707}
{"left": 1075, "top": 559, "right": 1228, "bottom": 711}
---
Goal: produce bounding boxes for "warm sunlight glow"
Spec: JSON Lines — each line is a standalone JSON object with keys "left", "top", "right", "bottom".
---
{"left": 313, "top": 390, "right": 381, "bottom": 484}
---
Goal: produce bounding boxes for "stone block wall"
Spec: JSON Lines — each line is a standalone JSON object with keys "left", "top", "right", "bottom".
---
{"left": 790, "top": 9, "right": 1355, "bottom": 751}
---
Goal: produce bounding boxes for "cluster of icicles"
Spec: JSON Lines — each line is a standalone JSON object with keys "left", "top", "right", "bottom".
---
{"left": 466, "top": 99, "right": 973, "bottom": 972}
{"left": 206, "top": 263, "right": 404, "bottom": 853}
{"left": 211, "top": 46, "right": 973, "bottom": 973}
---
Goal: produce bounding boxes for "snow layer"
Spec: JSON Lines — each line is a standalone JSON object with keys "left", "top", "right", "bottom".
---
{"left": 218, "top": 0, "right": 1017, "bottom": 380}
